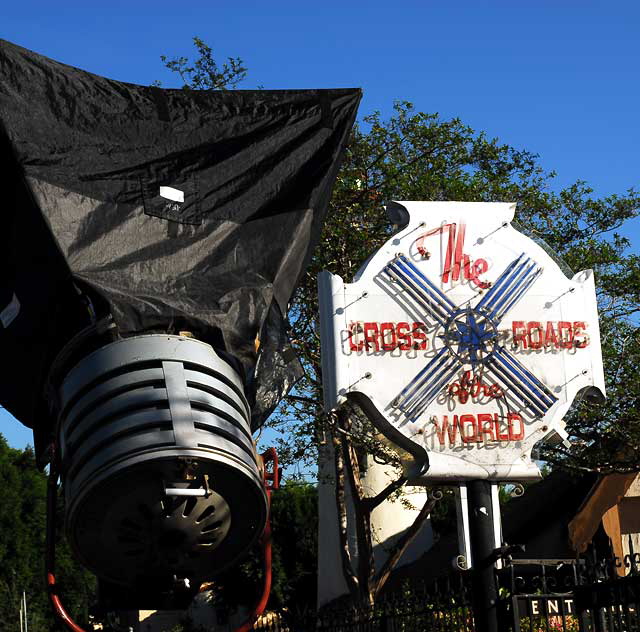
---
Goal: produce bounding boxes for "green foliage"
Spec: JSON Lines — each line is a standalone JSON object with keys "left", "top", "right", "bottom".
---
{"left": 269, "top": 483, "right": 318, "bottom": 611}
{"left": 0, "top": 434, "right": 96, "bottom": 631}
{"left": 158, "top": 37, "right": 247, "bottom": 90}
{"left": 209, "top": 484, "right": 318, "bottom": 614}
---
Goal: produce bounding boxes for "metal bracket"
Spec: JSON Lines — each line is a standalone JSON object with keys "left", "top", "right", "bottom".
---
{"left": 454, "top": 483, "right": 472, "bottom": 570}
{"left": 490, "top": 482, "right": 504, "bottom": 569}
{"left": 164, "top": 474, "right": 212, "bottom": 497}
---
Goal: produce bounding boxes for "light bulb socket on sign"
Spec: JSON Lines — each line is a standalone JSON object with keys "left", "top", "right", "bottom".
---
{"left": 319, "top": 201, "right": 605, "bottom": 483}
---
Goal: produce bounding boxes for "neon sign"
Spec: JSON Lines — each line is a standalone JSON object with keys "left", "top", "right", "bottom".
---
{"left": 319, "top": 202, "right": 605, "bottom": 482}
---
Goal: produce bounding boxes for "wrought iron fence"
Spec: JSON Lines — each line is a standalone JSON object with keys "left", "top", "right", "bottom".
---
{"left": 496, "top": 558, "right": 586, "bottom": 631}
{"left": 253, "top": 540, "right": 640, "bottom": 632}
{"left": 497, "top": 541, "right": 640, "bottom": 632}
{"left": 253, "top": 575, "right": 473, "bottom": 632}
{"left": 574, "top": 536, "right": 640, "bottom": 632}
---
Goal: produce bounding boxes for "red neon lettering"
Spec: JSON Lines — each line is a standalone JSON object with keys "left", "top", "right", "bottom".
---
{"left": 494, "top": 413, "right": 510, "bottom": 440}
{"left": 573, "top": 321, "right": 589, "bottom": 348}
{"left": 449, "top": 371, "right": 503, "bottom": 404}
{"left": 432, "top": 413, "right": 523, "bottom": 445}
{"left": 379, "top": 322, "right": 397, "bottom": 351}
{"left": 488, "top": 384, "right": 502, "bottom": 398}
{"left": 443, "top": 224, "right": 456, "bottom": 282}
{"left": 558, "top": 321, "right": 573, "bottom": 349}
{"left": 545, "top": 321, "right": 559, "bottom": 348}
{"left": 396, "top": 322, "right": 412, "bottom": 350}
{"left": 433, "top": 415, "right": 459, "bottom": 446}
{"left": 507, "top": 413, "right": 525, "bottom": 440}
{"left": 460, "top": 414, "right": 478, "bottom": 443}
{"left": 415, "top": 222, "right": 489, "bottom": 288}
{"left": 449, "top": 373, "right": 470, "bottom": 404}
{"left": 512, "top": 321, "right": 590, "bottom": 351}
{"left": 363, "top": 322, "right": 380, "bottom": 351}
{"left": 348, "top": 322, "right": 364, "bottom": 352}
{"left": 512, "top": 321, "right": 528, "bottom": 348}
{"left": 471, "top": 258, "right": 489, "bottom": 287}
{"left": 478, "top": 413, "right": 495, "bottom": 441}
{"left": 451, "top": 222, "right": 466, "bottom": 282}
{"left": 411, "top": 322, "right": 428, "bottom": 350}
{"left": 527, "top": 321, "right": 544, "bottom": 349}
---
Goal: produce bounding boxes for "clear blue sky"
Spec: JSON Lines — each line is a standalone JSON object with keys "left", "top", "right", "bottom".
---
{"left": 2, "top": 0, "right": 639, "bottom": 450}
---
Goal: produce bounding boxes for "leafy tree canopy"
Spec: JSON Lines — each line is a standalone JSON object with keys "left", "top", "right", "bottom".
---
{"left": 0, "top": 434, "right": 95, "bottom": 632}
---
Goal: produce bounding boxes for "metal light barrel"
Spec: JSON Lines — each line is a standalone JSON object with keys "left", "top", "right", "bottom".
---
{"left": 57, "top": 335, "right": 267, "bottom": 587}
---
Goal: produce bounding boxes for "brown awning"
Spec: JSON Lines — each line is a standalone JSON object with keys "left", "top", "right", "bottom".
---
{"left": 568, "top": 473, "right": 637, "bottom": 555}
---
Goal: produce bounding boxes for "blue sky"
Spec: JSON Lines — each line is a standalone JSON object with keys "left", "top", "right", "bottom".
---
{"left": 1, "top": 0, "right": 639, "bottom": 450}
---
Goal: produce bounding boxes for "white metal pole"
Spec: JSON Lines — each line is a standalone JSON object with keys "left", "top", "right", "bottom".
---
{"left": 23, "top": 591, "right": 28, "bottom": 632}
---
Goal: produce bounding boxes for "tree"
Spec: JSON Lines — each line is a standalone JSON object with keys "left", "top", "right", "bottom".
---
{"left": 0, "top": 435, "right": 95, "bottom": 632}
{"left": 157, "top": 37, "right": 247, "bottom": 90}
{"left": 161, "top": 41, "right": 640, "bottom": 607}
{"left": 268, "top": 483, "right": 318, "bottom": 612}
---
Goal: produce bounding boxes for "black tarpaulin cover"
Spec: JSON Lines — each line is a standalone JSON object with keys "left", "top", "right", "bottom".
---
{"left": 0, "top": 39, "right": 360, "bottom": 451}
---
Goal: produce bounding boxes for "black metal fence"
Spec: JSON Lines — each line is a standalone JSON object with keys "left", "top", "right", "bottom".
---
{"left": 253, "top": 575, "right": 473, "bottom": 631}
{"left": 573, "top": 539, "right": 640, "bottom": 632}
{"left": 497, "top": 558, "right": 587, "bottom": 631}
{"left": 253, "top": 540, "right": 640, "bottom": 632}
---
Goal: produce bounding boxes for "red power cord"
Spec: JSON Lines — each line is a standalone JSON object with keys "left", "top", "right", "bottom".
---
{"left": 46, "top": 453, "right": 88, "bottom": 632}
{"left": 233, "top": 447, "right": 279, "bottom": 632}
{"left": 45, "top": 446, "right": 280, "bottom": 632}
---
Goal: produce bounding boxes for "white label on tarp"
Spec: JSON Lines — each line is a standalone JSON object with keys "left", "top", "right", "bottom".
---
{"left": 159, "top": 186, "right": 185, "bottom": 204}
{"left": 0, "top": 293, "right": 20, "bottom": 328}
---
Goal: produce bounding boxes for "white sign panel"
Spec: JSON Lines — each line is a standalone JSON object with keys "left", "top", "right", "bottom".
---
{"left": 319, "top": 202, "right": 605, "bottom": 482}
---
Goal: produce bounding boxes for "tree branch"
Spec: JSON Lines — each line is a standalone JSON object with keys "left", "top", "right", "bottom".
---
{"left": 332, "top": 429, "right": 360, "bottom": 599}
{"left": 338, "top": 410, "right": 376, "bottom": 605}
{"left": 362, "top": 476, "right": 408, "bottom": 512}
{"left": 285, "top": 394, "right": 320, "bottom": 407}
{"left": 372, "top": 494, "right": 439, "bottom": 600}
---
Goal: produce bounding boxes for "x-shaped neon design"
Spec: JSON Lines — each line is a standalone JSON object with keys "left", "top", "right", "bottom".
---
{"left": 382, "top": 253, "right": 558, "bottom": 420}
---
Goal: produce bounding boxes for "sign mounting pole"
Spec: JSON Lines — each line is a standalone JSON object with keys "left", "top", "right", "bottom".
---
{"left": 468, "top": 480, "right": 500, "bottom": 632}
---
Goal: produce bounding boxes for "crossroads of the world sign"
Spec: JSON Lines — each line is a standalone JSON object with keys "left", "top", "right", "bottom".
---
{"left": 318, "top": 202, "right": 605, "bottom": 482}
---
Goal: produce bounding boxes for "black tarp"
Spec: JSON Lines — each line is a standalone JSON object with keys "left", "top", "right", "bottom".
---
{"left": 0, "top": 40, "right": 360, "bottom": 455}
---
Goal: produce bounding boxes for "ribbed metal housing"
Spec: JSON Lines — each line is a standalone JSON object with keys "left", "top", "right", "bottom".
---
{"left": 57, "top": 335, "right": 267, "bottom": 587}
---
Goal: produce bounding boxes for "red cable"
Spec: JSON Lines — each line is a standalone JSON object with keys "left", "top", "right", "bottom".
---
{"left": 233, "top": 448, "right": 279, "bottom": 632}
{"left": 233, "top": 493, "right": 273, "bottom": 632}
{"left": 46, "top": 458, "right": 88, "bottom": 632}
{"left": 47, "top": 573, "right": 87, "bottom": 632}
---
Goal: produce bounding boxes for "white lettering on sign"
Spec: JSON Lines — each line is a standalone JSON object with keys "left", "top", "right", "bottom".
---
{"left": 522, "top": 598, "right": 574, "bottom": 616}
